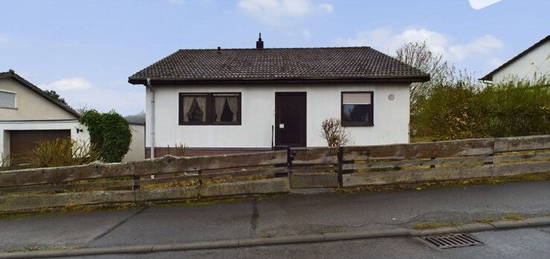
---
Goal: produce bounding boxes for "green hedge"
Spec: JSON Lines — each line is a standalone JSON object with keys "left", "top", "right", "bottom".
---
{"left": 412, "top": 81, "right": 550, "bottom": 140}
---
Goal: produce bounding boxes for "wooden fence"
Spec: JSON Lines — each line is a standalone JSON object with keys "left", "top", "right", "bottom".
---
{"left": 341, "top": 135, "right": 550, "bottom": 187}
{"left": 0, "top": 151, "right": 290, "bottom": 213}
{"left": 1, "top": 135, "right": 550, "bottom": 213}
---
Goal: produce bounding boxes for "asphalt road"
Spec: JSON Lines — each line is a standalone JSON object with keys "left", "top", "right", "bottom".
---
{"left": 1, "top": 181, "right": 550, "bottom": 255}
{"left": 70, "top": 226, "right": 550, "bottom": 259}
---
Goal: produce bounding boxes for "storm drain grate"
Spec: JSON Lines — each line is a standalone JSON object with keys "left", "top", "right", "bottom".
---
{"left": 419, "top": 233, "right": 483, "bottom": 249}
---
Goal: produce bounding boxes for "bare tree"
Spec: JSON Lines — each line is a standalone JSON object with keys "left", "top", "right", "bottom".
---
{"left": 395, "top": 42, "right": 476, "bottom": 104}
{"left": 321, "top": 118, "right": 350, "bottom": 148}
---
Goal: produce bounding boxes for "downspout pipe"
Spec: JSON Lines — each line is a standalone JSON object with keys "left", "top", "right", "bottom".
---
{"left": 146, "top": 78, "right": 155, "bottom": 159}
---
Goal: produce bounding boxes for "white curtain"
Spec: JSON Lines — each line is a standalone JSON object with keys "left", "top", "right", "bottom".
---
{"left": 183, "top": 96, "right": 206, "bottom": 122}
{"left": 227, "top": 96, "right": 239, "bottom": 122}
{"left": 214, "top": 97, "right": 225, "bottom": 122}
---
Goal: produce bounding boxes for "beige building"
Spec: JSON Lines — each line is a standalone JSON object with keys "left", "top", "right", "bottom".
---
{"left": 0, "top": 70, "right": 144, "bottom": 165}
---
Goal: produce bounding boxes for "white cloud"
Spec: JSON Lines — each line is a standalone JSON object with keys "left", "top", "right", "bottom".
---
{"left": 336, "top": 28, "right": 503, "bottom": 62}
{"left": 41, "top": 77, "right": 92, "bottom": 91}
{"left": 238, "top": 0, "right": 333, "bottom": 24}
{"left": 468, "top": 0, "right": 504, "bottom": 10}
{"left": 448, "top": 35, "right": 503, "bottom": 60}
{"left": 319, "top": 3, "right": 333, "bottom": 13}
{"left": 40, "top": 79, "right": 144, "bottom": 115}
{"left": 61, "top": 87, "right": 144, "bottom": 116}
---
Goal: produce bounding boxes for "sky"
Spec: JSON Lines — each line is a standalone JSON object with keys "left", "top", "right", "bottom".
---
{"left": 0, "top": 0, "right": 548, "bottom": 115}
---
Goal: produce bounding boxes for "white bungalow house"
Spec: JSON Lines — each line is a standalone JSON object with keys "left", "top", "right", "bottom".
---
{"left": 481, "top": 35, "right": 550, "bottom": 84}
{"left": 129, "top": 36, "right": 429, "bottom": 157}
{"left": 0, "top": 70, "right": 144, "bottom": 165}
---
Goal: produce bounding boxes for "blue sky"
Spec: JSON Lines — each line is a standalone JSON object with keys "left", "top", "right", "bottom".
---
{"left": 0, "top": 0, "right": 548, "bottom": 115}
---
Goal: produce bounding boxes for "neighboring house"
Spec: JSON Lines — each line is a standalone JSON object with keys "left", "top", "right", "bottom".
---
{"left": 0, "top": 70, "right": 144, "bottom": 164}
{"left": 0, "top": 70, "right": 88, "bottom": 164}
{"left": 481, "top": 35, "right": 550, "bottom": 84}
{"left": 129, "top": 36, "right": 429, "bottom": 157}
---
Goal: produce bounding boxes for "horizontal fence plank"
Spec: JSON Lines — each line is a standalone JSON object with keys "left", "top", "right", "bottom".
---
{"left": 0, "top": 163, "right": 134, "bottom": 188}
{"left": 200, "top": 166, "right": 288, "bottom": 178}
{"left": 199, "top": 178, "right": 290, "bottom": 197}
{"left": 135, "top": 178, "right": 289, "bottom": 202}
{"left": 292, "top": 148, "right": 339, "bottom": 165}
{"left": 494, "top": 160, "right": 550, "bottom": 177}
{"left": 0, "top": 190, "right": 136, "bottom": 213}
{"left": 494, "top": 150, "right": 550, "bottom": 164}
{"left": 342, "top": 155, "right": 492, "bottom": 172}
{"left": 343, "top": 166, "right": 495, "bottom": 187}
{"left": 343, "top": 139, "right": 495, "bottom": 161}
{"left": 290, "top": 173, "right": 339, "bottom": 188}
{"left": 291, "top": 165, "right": 337, "bottom": 174}
{"left": 0, "top": 178, "right": 290, "bottom": 213}
{"left": 0, "top": 179, "right": 134, "bottom": 195}
{"left": 343, "top": 160, "right": 550, "bottom": 187}
{"left": 135, "top": 151, "right": 288, "bottom": 176}
{"left": 495, "top": 135, "right": 550, "bottom": 153}
{"left": 135, "top": 186, "right": 200, "bottom": 202}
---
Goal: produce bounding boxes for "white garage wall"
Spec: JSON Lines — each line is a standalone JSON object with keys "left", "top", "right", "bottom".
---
{"left": 123, "top": 124, "right": 145, "bottom": 162}
{"left": 146, "top": 83, "right": 410, "bottom": 149}
{"left": 0, "top": 120, "right": 90, "bottom": 159}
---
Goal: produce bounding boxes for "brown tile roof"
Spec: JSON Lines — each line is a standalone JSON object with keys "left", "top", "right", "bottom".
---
{"left": 0, "top": 70, "right": 80, "bottom": 118}
{"left": 129, "top": 47, "right": 430, "bottom": 85}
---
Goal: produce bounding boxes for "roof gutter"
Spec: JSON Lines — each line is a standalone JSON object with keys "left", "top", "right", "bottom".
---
{"left": 128, "top": 76, "right": 430, "bottom": 86}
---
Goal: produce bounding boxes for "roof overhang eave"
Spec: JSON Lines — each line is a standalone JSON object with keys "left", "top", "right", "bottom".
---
{"left": 128, "top": 76, "right": 431, "bottom": 86}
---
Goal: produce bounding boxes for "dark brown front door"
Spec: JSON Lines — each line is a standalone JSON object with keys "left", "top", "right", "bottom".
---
{"left": 275, "top": 92, "right": 306, "bottom": 147}
{"left": 10, "top": 130, "right": 71, "bottom": 164}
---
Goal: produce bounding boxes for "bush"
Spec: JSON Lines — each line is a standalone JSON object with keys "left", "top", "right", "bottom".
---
{"left": 165, "top": 143, "right": 187, "bottom": 157}
{"left": 412, "top": 81, "right": 550, "bottom": 140}
{"left": 321, "top": 118, "right": 350, "bottom": 147}
{"left": 80, "top": 110, "right": 132, "bottom": 162}
{"left": 31, "top": 139, "right": 100, "bottom": 168}
{"left": 412, "top": 84, "right": 479, "bottom": 140}
{"left": 0, "top": 154, "right": 11, "bottom": 170}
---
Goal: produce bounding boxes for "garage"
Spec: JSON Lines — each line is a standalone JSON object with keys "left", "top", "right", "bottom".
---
{"left": 9, "top": 130, "right": 71, "bottom": 164}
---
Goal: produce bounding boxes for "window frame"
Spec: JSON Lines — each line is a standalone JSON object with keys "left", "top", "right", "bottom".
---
{"left": 178, "top": 92, "right": 242, "bottom": 126}
{"left": 340, "top": 91, "right": 374, "bottom": 127}
{"left": 0, "top": 90, "right": 17, "bottom": 109}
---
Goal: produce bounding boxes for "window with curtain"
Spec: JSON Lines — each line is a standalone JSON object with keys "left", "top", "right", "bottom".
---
{"left": 0, "top": 90, "right": 16, "bottom": 109}
{"left": 341, "top": 92, "right": 373, "bottom": 126}
{"left": 179, "top": 93, "right": 241, "bottom": 125}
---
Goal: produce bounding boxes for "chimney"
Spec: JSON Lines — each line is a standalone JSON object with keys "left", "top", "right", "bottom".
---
{"left": 256, "top": 33, "right": 264, "bottom": 49}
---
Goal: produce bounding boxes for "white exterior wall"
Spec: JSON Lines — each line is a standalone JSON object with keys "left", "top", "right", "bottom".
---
{"left": 123, "top": 124, "right": 145, "bottom": 162}
{"left": 146, "top": 83, "right": 410, "bottom": 149}
{"left": 492, "top": 41, "right": 550, "bottom": 84}
{"left": 0, "top": 120, "right": 90, "bottom": 158}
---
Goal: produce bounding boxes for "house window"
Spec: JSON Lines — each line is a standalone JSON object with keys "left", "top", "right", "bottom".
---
{"left": 341, "top": 92, "right": 373, "bottom": 126}
{"left": 179, "top": 93, "right": 241, "bottom": 125}
{"left": 0, "top": 90, "right": 16, "bottom": 109}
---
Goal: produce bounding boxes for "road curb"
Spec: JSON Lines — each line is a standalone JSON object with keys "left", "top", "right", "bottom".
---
{"left": 2, "top": 216, "right": 550, "bottom": 258}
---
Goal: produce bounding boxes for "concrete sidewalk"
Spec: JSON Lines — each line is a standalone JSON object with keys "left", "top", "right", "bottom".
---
{"left": 1, "top": 181, "right": 550, "bottom": 255}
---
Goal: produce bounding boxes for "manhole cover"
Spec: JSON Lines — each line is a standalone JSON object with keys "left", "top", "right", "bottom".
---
{"left": 419, "top": 233, "right": 483, "bottom": 249}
